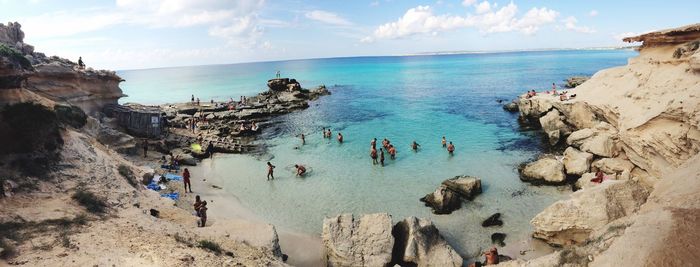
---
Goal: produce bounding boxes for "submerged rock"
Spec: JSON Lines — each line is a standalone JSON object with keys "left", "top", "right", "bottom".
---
{"left": 482, "top": 213, "right": 503, "bottom": 227}
{"left": 519, "top": 157, "right": 566, "bottom": 184}
{"left": 420, "top": 185, "right": 462, "bottom": 214}
{"left": 392, "top": 217, "right": 463, "bottom": 267}
{"left": 322, "top": 213, "right": 394, "bottom": 267}
{"left": 531, "top": 180, "right": 649, "bottom": 246}
{"left": 491, "top": 233, "right": 507, "bottom": 247}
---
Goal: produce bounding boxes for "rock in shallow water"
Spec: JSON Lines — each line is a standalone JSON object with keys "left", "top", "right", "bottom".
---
{"left": 322, "top": 213, "right": 394, "bottom": 267}
{"left": 491, "top": 233, "right": 507, "bottom": 247}
{"left": 392, "top": 217, "right": 463, "bottom": 267}
{"left": 482, "top": 213, "right": 503, "bottom": 227}
{"left": 442, "top": 175, "right": 482, "bottom": 200}
{"left": 420, "top": 185, "right": 462, "bottom": 214}
{"left": 519, "top": 157, "right": 566, "bottom": 184}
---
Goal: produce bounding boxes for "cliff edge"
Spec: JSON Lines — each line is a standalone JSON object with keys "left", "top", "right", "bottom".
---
{"left": 0, "top": 22, "right": 124, "bottom": 114}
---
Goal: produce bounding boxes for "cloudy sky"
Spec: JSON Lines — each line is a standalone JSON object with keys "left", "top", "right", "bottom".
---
{"left": 2, "top": 0, "right": 698, "bottom": 70}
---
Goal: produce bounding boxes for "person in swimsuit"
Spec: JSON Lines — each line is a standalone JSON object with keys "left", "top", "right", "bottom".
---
{"left": 326, "top": 129, "right": 332, "bottom": 139}
{"left": 447, "top": 142, "right": 455, "bottom": 155}
{"left": 337, "top": 132, "right": 343, "bottom": 143}
{"left": 183, "top": 168, "right": 193, "bottom": 193}
{"left": 199, "top": 201, "right": 208, "bottom": 227}
{"left": 301, "top": 134, "right": 305, "bottom": 145}
{"left": 371, "top": 138, "right": 377, "bottom": 148}
{"left": 590, "top": 170, "right": 604, "bottom": 183}
{"left": 379, "top": 148, "right": 385, "bottom": 166}
{"left": 442, "top": 136, "right": 447, "bottom": 148}
{"left": 267, "top": 162, "right": 276, "bottom": 180}
{"left": 295, "top": 164, "right": 307, "bottom": 176}
{"left": 411, "top": 141, "right": 420, "bottom": 151}
{"left": 388, "top": 145, "right": 396, "bottom": 159}
{"left": 322, "top": 127, "right": 326, "bottom": 138}
{"left": 370, "top": 146, "right": 378, "bottom": 164}
{"left": 193, "top": 195, "right": 202, "bottom": 217}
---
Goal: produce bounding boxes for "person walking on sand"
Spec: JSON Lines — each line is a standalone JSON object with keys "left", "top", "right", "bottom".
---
{"left": 370, "top": 146, "right": 378, "bottom": 165}
{"left": 411, "top": 140, "right": 420, "bottom": 151}
{"left": 267, "top": 162, "right": 276, "bottom": 180}
{"left": 294, "top": 164, "right": 307, "bottom": 177}
{"left": 193, "top": 195, "right": 203, "bottom": 217}
{"left": 183, "top": 168, "right": 193, "bottom": 193}
{"left": 447, "top": 141, "right": 455, "bottom": 155}
{"left": 442, "top": 136, "right": 447, "bottom": 148}
{"left": 337, "top": 132, "right": 343, "bottom": 143}
{"left": 142, "top": 139, "right": 149, "bottom": 157}
{"left": 379, "top": 148, "right": 385, "bottom": 166}
{"left": 198, "top": 201, "right": 208, "bottom": 227}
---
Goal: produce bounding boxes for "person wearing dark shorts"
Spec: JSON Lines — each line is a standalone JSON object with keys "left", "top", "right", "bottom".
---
{"left": 183, "top": 168, "right": 193, "bottom": 193}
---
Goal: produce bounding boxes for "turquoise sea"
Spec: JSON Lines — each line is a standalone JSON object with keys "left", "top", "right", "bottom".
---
{"left": 119, "top": 49, "right": 636, "bottom": 258}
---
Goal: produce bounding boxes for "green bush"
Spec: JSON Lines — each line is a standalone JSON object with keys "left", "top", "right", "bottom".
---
{"left": 197, "top": 240, "right": 222, "bottom": 254}
{"left": 0, "top": 43, "right": 32, "bottom": 70}
{"left": 72, "top": 189, "right": 107, "bottom": 214}
{"left": 54, "top": 104, "right": 87, "bottom": 128}
{"left": 1, "top": 102, "right": 62, "bottom": 154}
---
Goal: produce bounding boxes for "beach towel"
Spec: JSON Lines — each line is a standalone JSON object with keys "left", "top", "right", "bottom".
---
{"left": 146, "top": 182, "right": 161, "bottom": 191}
{"left": 160, "top": 192, "right": 179, "bottom": 201}
{"left": 161, "top": 164, "right": 180, "bottom": 170}
{"left": 164, "top": 173, "right": 183, "bottom": 181}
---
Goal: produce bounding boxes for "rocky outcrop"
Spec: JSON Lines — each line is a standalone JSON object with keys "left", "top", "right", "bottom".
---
{"left": 591, "top": 157, "right": 634, "bottom": 177}
{"left": 565, "top": 76, "right": 589, "bottom": 88}
{"left": 562, "top": 147, "right": 593, "bottom": 176}
{"left": 539, "top": 109, "right": 571, "bottom": 145}
{"left": 267, "top": 78, "right": 301, "bottom": 92}
{"left": 421, "top": 176, "right": 482, "bottom": 214}
{"left": 0, "top": 22, "right": 124, "bottom": 114}
{"left": 322, "top": 213, "right": 394, "bottom": 267}
{"left": 531, "top": 181, "right": 649, "bottom": 246}
{"left": 392, "top": 217, "right": 463, "bottom": 267}
{"left": 519, "top": 157, "right": 566, "bottom": 184}
{"left": 623, "top": 23, "right": 700, "bottom": 47}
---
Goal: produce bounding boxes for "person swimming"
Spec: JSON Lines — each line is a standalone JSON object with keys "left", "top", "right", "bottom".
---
{"left": 294, "top": 164, "right": 307, "bottom": 176}
{"left": 411, "top": 140, "right": 420, "bottom": 151}
{"left": 337, "top": 132, "right": 343, "bottom": 143}
{"left": 370, "top": 146, "right": 378, "bottom": 165}
{"left": 442, "top": 136, "right": 447, "bottom": 148}
{"left": 447, "top": 141, "right": 455, "bottom": 155}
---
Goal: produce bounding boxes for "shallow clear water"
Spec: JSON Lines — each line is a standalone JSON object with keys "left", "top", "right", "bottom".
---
{"left": 120, "top": 49, "right": 636, "bottom": 258}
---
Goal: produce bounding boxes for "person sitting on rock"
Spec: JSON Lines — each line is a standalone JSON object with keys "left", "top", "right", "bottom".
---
{"left": 294, "top": 164, "right": 307, "bottom": 177}
{"left": 591, "top": 170, "right": 604, "bottom": 183}
{"left": 447, "top": 142, "right": 455, "bottom": 155}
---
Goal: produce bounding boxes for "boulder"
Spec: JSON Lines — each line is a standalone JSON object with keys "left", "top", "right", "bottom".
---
{"left": 392, "top": 217, "right": 463, "bottom": 267}
{"left": 503, "top": 102, "right": 518, "bottom": 112}
{"left": 580, "top": 132, "right": 616, "bottom": 157}
{"left": 592, "top": 157, "right": 635, "bottom": 175}
{"left": 566, "top": 128, "right": 595, "bottom": 146}
{"left": 517, "top": 97, "right": 553, "bottom": 119}
{"left": 420, "top": 185, "right": 462, "bottom": 214}
{"left": 574, "top": 172, "right": 596, "bottom": 190}
{"left": 565, "top": 76, "right": 589, "bottom": 88}
{"left": 538, "top": 109, "right": 570, "bottom": 146}
{"left": 562, "top": 147, "right": 593, "bottom": 176}
{"left": 482, "top": 213, "right": 503, "bottom": 227}
{"left": 519, "top": 157, "right": 566, "bottom": 184}
{"left": 179, "top": 153, "right": 197, "bottom": 166}
{"left": 441, "top": 176, "right": 482, "bottom": 200}
{"left": 322, "top": 213, "right": 394, "bottom": 267}
{"left": 491, "top": 233, "right": 507, "bottom": 247}
{"left": 531, "top": 181, "right": 649, "bottom": 246}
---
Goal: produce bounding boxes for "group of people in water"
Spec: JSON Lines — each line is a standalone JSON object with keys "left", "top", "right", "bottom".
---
{"left": 524, "top": 83, "right": 576, "bottom": 101}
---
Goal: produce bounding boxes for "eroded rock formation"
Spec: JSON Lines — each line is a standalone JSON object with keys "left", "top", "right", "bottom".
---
{"left": 322, "top": 213, "right": 394, "bottom": 267}
{"left": 392, "top": 217, "right": 463, "bottom": 267}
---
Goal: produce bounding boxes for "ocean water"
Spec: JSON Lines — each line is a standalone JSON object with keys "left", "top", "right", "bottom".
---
{"left": 119, "top": 49, "right": 636, "bottom": 258}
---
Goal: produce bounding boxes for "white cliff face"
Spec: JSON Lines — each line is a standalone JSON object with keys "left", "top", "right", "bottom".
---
{"left": 322, "top": 213, "right": 394, "bottom": 267}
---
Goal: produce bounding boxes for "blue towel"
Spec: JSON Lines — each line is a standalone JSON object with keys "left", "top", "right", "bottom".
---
{"left": 160, "top": 192, "right": 179, "bottom": 201}
{"left": 161, "top": 164, "right": 180, "bottom": 170}
{"left": 164, "top": 173, "right": 183, "bottom": 181}
{"left": 146, "top": 182, "right": 161, "bottom": 191}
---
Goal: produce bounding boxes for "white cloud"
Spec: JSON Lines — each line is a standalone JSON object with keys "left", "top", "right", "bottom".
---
{"left": 461, "top": 0, "right": 477, "bottom": 7}
{"left": 562, "top": 16, "right": 596, "bottom": 34}
{"left": 589, "top": 10, "right": 598, "bottom": 17}
{"left": 475, "top": 1, "right": 491, "bottom": 14}
{"left": 365, "top": 3, "right": 559, "bottom": 41}
{"left": 305, "top": 10, "right": 352, "bottom": 26}
{"left": 370, "top": 1, "right": 380, "bottom": 7}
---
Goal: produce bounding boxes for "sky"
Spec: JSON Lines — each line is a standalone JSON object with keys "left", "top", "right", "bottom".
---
{"left": 2, "top": 0, "right": 699, "bottom": 70}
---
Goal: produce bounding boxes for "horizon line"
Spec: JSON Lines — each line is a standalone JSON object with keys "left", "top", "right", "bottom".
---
{"left": 116, "top": 46, "right": 639, "bottom": 72}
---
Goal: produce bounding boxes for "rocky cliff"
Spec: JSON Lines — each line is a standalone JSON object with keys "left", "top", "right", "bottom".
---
{"left": 507, "top": 23, "right": 700, "bottom": 266}
{"left": 0, "top": 22, "right": 123, "bottom": 115}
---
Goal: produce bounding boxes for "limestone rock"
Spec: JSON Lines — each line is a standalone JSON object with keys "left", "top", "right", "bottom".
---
{"left": 562, "top": 147, "right": 593, "bottom": 176}
{"left": 574, "top": 172, "right": 596, "bottom": 190}
{"left": 517, "top": 97, "right": 553, "bottom": 119}
{"left": 322, "top": 213, "right": 394, "bottom": 267}
{"left": 519, "top": 157, "right": 566, "bottom": 184}
{"left": 441, "top": 176, "right": 482, "bottom": 200}
{"left": 392, "top": 217, "right": 463, "bottom": 267}
{"left": 579, "top": 132, "right": 616, "bottom": 157}
{"left": 565, "top": 76, "right": 589, "bottom": 88}
{"left": 420, "top": 185, "right": 462, "bottom": 214}
{"left": 503, "top": 102, "right": 518, "bottom": 112}
{"left": 179, "top": 153, "right": 197, "bottom": 166}
{"left": 592, "top": 157, "right": 635, "bottom": 175}
{"left": 531, "top": 181, "right": 649, "bottom": 246}
{"left": 566, "top": 128, "right": 595, "bottom": 146}
{"left": 539, "top": 109, "right": 571, "bottom": 146}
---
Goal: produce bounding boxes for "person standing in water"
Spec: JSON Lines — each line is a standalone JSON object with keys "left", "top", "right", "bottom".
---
{"left": 337, "top": 132, "right": 343, "bottom": 143}
{"left": 447, "top": 141, "right": 455, "bottom": 155}
{"left": 388, "top": 145, "right": 396, "bottom": 159}
{"left": 411, "top": 141, "right": 420, "bottom": 151}
{"left": 379, "top": 148, "right": 385, "bottom": 166}
{"left": 301, "top": 133, "right": 306, "bottom": 145}
{"left": 371, "top": 138, "right": 377, "bottom": 148}
{"left": 442, "top": 136, "right": 447, "bottom": 148}
{"left": 370, "top": 146, "right": 378, "bottom": 165}
{"left": 267, "top": 162, "right": 276, "bottom": 180}
{"left": 322, "top": 127, "right": 326, "bottom": 138}
{"left": 294, "top": 164, "right": 307, "bottom": 176}
{"left": 183, "top": 168, "right": 193, "bottom": 193}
